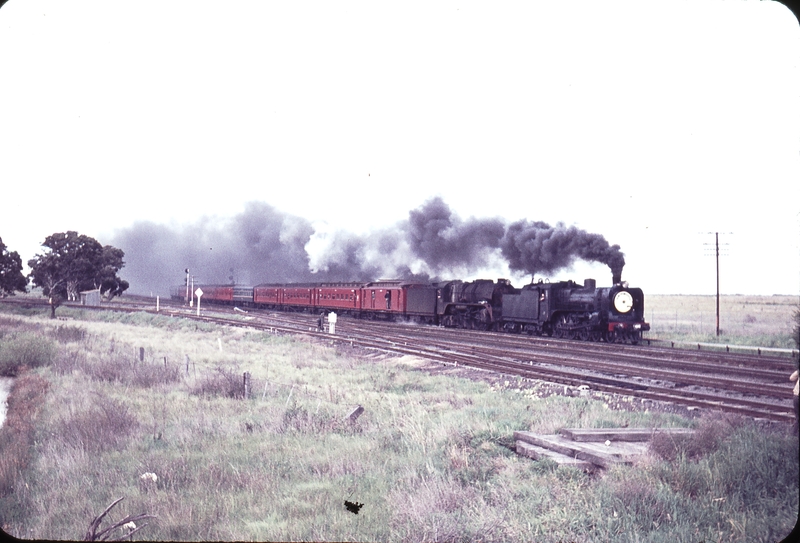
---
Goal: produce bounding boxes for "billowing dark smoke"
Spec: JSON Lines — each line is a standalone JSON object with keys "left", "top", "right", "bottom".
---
{"left": 407, "top": 198, "right": 506, "bottom": 272}
{"left": 112, "top": 197, "right": 625, "bottom": 295}
{"left": 111, "top": 202, "right": 321, "bottom": 295}
{"left": 500, "top": 220, "right": 625, "bottom": 283}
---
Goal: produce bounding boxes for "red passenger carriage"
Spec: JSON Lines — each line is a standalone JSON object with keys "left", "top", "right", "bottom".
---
{"left": 196, "top": 285, "right": 234, "bottom": 304}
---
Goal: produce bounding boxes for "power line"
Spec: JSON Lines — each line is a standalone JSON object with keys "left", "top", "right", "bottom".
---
{"left": 701, "top": 232, "right": 733, "bottom": 337}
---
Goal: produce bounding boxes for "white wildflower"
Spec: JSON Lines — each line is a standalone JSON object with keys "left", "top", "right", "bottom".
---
{"left": 123, "top": 522, "right": 137, "bottom": 531}
{"left": 139, "top": 472, "right": 158, "bottom": 483}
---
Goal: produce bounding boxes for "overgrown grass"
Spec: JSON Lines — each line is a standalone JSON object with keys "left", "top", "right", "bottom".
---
{"left": 0, "top": 332, "right": 57, "bottom": 376}
{"left": 0, "top": 373, "right": 49, "bottom": 529}
{"left": 0, "top": 305, "right": 797, "bottom": 541}
{"left": 646, "top": 294, "right": 799, "bottom": 349}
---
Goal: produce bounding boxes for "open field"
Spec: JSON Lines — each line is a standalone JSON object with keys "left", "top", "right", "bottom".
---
{"left": 0, "top": 302, "right": 798, "bottom": 542}
{"left": 644, "top": 294, "right": 799, "bottom": 349}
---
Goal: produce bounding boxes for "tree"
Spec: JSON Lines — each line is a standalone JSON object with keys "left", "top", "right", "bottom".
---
{"left": 27, "top": 232, "right": 129, "bottom": 317}
{"left": 0, "top": 237, "right": 28, "bottom": 296}
{"left": 95, "top": 245, "right": 130, "bottom": 300}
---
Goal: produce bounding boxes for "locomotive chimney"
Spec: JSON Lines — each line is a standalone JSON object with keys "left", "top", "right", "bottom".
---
{"left": 612, "top": 271, "right": 622, "bottom": 284}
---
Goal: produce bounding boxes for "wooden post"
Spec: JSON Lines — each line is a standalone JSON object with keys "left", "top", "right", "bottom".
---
{"left": 184, "top": 354, "right": 189, "bottom": 376}
{"left": 285, "top": 385, "right": 295, "bottom": 408}
{"left": 262, "top": 380, "right": 269, "bottom": 401}
{"left": 139, "top": 347, "right": 145, "bottom": 362}
{"left": 243, "top": 372, "right": 251, "bottom": 399}
{"left": 346, "top": 405, "right": 364, "bottom": 422}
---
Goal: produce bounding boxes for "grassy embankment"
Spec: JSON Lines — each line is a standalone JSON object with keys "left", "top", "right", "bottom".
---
{"left": 0, "top": 300, "right": 797, "bottom": 542}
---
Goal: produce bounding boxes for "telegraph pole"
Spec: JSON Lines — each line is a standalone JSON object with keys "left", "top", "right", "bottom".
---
{"left": 714, "top": 232, "right": 720, "bottom": 337}
{"left": 703, "top": 232, "right": 731, "bottom": 337}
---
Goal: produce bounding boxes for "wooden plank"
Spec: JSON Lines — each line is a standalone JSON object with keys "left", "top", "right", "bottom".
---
{"left": 559, "top": 427, "right": 695, "bottom": 442}
{"left": 515, "top": 441, "right": 594, "bottom": 470}
{"left": 514, "top": 432, "right": 645, "bottom": 468}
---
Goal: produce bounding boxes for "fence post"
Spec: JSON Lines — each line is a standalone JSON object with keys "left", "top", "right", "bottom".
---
{"left": 140, "top": 347, "right": 145, "bottom": 362}
{"left": 346, "top": 405, "right": 365, "bottom": 422}
{"left": 285, "top": 385, "right": 295, "bottom": 408}
{"left": 262, "top": 380, "right": 269, "bottom": 401}
{"left": 243, "top": 372, "right": 251, "bottom": 399}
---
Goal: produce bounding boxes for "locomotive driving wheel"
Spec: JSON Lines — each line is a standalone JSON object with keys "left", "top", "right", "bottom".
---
{"left": 553, "top": 315, "right": 569, "bottom": 339}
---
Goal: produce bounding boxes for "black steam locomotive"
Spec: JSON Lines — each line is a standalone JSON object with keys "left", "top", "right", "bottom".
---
{"left": 436, "top": 278, "right": 649, "bottom": 344}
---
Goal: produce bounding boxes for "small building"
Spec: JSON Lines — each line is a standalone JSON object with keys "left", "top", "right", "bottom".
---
{"left": 80, "top": 289, "right": 101, "bottom": 307}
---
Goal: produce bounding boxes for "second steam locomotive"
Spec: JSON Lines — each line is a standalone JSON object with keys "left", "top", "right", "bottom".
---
{"left": 172, "top": 277, "right": 650, "bottom": 344}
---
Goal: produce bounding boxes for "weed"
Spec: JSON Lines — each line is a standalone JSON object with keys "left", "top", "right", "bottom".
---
{"left": 0, "top": 333, "right": 56, "bottom": 376}
{"left": 189, "top": 366, "right": 243, "bottom": 398}
{"left": 52, "top": 325, "right": 87, "bottom": 344}
{"left": 3, "top": 308, "right": 797, "bottom": 542}
{"left": 0, "top": 373, "right": 49, "bottom": 526}
{"left": 650, "top": 413, "right": 741, "bottom": 461}
{"left": 58, "top": 395, "right": 139, "bottom": 453}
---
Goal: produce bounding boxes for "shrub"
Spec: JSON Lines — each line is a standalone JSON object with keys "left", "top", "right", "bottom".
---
{"left": 52, "top": 325, "right": 86, "bottom": 344}
{"left": 0, "top": 316, "right": 26, "bottom": 331}
{"left": 58, "top": 397, "right": 139, "bottom": 453}
{"left": 649, "top": 414, "right": 741, "bottom": 462}
{"left": 78, "top": 353, "right": 180, "bottom": 388}
{"left": 280, "top": 405, "right": 343, "bottom": 434}
{"left": 0, "top": 333, "right": 57, "bottom": 376}
{"left": 190, "top": 367, "right": 243, "bottom": 398}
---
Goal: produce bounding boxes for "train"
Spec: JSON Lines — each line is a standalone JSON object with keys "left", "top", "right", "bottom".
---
{"left": 171, "top": 277, "right": 650, "bottom": 344}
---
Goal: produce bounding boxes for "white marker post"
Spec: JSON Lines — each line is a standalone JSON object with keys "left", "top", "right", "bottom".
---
{"left": 328, "top": 311, "right": 337, "bottom": 334}
{"left": 195, "top": 288, "right": 203, "bottom": 317}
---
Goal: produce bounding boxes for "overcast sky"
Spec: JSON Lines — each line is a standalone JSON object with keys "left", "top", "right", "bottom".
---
{"left": 1, "top": 0, "right": 799, "bottom": 296}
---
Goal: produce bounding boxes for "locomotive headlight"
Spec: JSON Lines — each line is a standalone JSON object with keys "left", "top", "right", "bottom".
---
{"left": 613, "top": 291, "right": 634, "bottom": 313}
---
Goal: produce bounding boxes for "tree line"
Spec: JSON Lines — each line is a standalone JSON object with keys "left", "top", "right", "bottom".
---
{"left": 0, "top": 232, "right": 129, "bottom": 317}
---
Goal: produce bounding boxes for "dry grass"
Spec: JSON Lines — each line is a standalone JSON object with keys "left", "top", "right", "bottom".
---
{"left": 645, "top": 294, "right": 799, "bottom": 348}
{"left": 0, "top": 372, "right": 49, "bottom": 529}
{"left": 0, "top": 304, "right": 797, "bottom": 542}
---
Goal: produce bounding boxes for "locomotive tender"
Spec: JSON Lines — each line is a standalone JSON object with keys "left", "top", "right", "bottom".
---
{"left": 171, "top": 277, "right": 650, "bottom": 344}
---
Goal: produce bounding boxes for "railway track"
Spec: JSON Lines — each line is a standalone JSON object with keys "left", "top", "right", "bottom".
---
{"left": 152, "top": 303, "right": 798, "bottom": 422}
{"left": 2, "top": 296, "right": 796, "bottom": 422}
